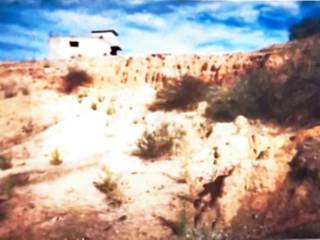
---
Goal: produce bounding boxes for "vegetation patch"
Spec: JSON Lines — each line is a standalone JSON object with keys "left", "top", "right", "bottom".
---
{"left": 290, "top": 136, "right": 320, "bottom": 185}
{"left": 91, "top": 102, "right": 98, "bottom": 111}
{"left": 0, "top": 156, "right": 12, "bottom": 170}
{"left": 63, "top": 68, "right": 92, "bottom": 93}
{"left": 0, "top": 173, "right": 29, "bottom": 197}
{"left": 150, "top": 75, "right": 208, "bottom": 111}
{"left": 94, "top": 165, "right": 122, "bottom": 206}
{"left": 133, "top": 121, "right": 186, "bottom": 159}
{"left": 50, "top": 148, "right": 63, "bottom": 166}
{"left": 205, "top": 47, "right": 320, "bottom": 126}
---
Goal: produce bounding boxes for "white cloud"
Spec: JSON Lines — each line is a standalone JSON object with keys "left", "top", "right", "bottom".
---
{"left": 125, "top": 13, "right": 166, "bottom": 30}
{"left": 120, "top": 18, "right": 287, "bottom": 55}
{"left": 43, "top": 10, "right": 117, "bottom": 35}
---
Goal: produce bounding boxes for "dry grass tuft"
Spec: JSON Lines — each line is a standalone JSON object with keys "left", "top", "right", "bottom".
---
{"left": 91, "top": 102, "right": 98, "bottom": 111}
{"left": 94, "top": 165, "right": 122, "bottom": 206}
{"left": 50, "top": 148, "right": 63, "bottom": 166}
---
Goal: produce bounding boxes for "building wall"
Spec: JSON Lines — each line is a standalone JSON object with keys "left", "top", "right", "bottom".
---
{"left": 91, "top": 32, "right": 120, "bottom": 46}
{"left": 48, "top": 37, "right": 114, "bottom": 59}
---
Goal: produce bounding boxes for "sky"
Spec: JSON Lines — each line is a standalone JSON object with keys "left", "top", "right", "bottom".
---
{"left": 0, "top": 0, "right": 319, "bottom": 61}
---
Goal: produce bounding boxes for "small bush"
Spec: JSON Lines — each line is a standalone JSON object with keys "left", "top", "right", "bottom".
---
{"left": 98, "top": 95, "right": 105, "bottom": 103}
{"left": 91, "top": 102, "right": 97, "bottom": 111}
{"left": 1, "top": 81, "right": 18, "bottom": 99}
{"left": 159, "top": 204, "right": 220, "bottom": 239}
{"left": 133, "top": 122, "right": 186, "bottom": 159}
{"left": 20, "top": 84, "right": 30, "bottom": 96}
{"left": 0, "top": 156, "right": 12, "bottom": 170}
{"left": 150, "top": 75, "right": 208, "bottom": 111}
{"left": 63, "top": 68, "right": 92, "bottom": 93}
{"left": 106, "top": 104, "right": 116, "bottom": 115}
{"left": 94, "top": 165, "right": 122, "bottom": 205}
{"left": 205, "top": 79, "right": 261, "bottom": 121}
{"left": 50, "top": 148, "right": 63, "bottom": 165}
{"left": 290, "top": 137, "right": 320, "bottom": 185}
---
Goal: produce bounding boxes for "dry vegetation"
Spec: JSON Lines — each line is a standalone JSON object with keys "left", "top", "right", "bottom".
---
{"left": 62, "top": 68, "right": 93, "bottom": 93}
{"left": 149, "top": 75, "right": 208, "bottom": 111}
{"left": 50, "top": 148, "right": 63, "bottom": 165}
{"left": 0, "top": 155, "right": 11, "bottom": 170}
{"left": 133, "top": 121, "right": 186, "bottom": 159}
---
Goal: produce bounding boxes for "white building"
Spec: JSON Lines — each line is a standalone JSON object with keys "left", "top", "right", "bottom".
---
{"left": 48, "top": 30, "right": 122, "bottom": 59}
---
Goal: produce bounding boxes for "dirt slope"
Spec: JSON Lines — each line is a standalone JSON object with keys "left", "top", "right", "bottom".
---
{"left": 0, "top": 36, "right": 320, "bottom": 239}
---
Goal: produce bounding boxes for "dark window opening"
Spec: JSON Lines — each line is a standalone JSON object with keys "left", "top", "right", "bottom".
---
{"left": 69, "top": 41, "right": 79, "bottom": 47}
{"left": 110, "top": 46, "right": 121, "bottom": 56}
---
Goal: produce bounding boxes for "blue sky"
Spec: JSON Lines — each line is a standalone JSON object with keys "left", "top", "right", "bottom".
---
{"left": 0, "top": 0, "right": 319, "bottom": 61}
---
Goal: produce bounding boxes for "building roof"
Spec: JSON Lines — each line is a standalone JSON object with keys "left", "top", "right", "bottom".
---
{"left": 91, "top": 29, "right": 119, "bottom": 36}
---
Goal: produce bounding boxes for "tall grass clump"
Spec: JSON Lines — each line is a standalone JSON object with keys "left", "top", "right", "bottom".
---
{"left": 133, "top": 121, "right": 186, "bottom": 159}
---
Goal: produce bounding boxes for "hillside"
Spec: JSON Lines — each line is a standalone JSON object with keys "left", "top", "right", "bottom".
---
{"left": 0, "top": 36, "right": 320, "bottom": 239}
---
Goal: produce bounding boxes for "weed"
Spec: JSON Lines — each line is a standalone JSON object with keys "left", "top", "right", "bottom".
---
{"left": 20, "top": 84, "right": 30, "bottom": 96}
{"left": 91, "top": 102, "right": 98, "bottom": 111}
{"left": 0, "top": 156, "right": 12, "bottom": 170}
{"left": 94, "top": 165, "right": 122, "bottom": 205}
{"left": 44, "top": 62, "right": 51, "bottom": 68}
{"left": 78, "top": 91, "right": 88, "bottom": 99}
{"left": 50, "top": 148, "right": 63, "bottom": 165}
{"left": 159, "top": 207, "right": 189, "bottom": 236}
{"left": 160, "top": 199, "right": 221, "bottom": 239}
{"left": 133, "top": 122, "right": 186, "bottom": 159}
{"left": 98, "top": 95, "right": 105, "bottom": 103}
{"left": 106, "top": 105, "right": 116, "bottom": 115}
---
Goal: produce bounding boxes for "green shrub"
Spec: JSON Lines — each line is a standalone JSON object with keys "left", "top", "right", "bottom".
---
{"left": 94, "top": 165, "right": 122, "bottom": 205}
{"left": 150, "top": 75, "right": 208, "bottom": 111}
{"left": 204, "top": 78, "right": 261, "bottom": 121}
{"left": 205, "top": 58, "right": 320, "bottom": 126}
{"left": 133, "top": 122, "right": 186, "bottom": 159}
